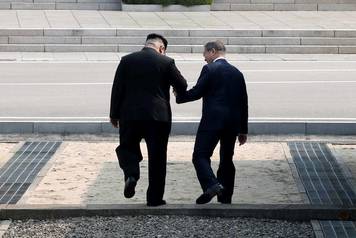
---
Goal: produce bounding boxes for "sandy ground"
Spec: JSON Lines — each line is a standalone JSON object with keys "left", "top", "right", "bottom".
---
{"left": 20, "top": 141, "right": 302, "bottom": 205}
{"left": 0, "top": 142, "right": 18, "bottom": 167}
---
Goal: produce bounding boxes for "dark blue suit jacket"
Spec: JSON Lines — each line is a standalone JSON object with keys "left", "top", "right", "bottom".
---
{"left": 176, "top": 59, "right": 248, "bottom": 134}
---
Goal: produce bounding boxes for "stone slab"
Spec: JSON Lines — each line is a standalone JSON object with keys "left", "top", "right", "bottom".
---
{"left": 11, "top": 3, "right": 55, "bottom": 10}
{"left": 0, "top": 122, "right": 34, "bottom": 133}
{"left": 306, "top": 122, "right": 356, "bottom": 135}
{"left": 34, "top": 122, "right": 102, "bottom": 134}
{"left": 44, "top": 44, "right": 117, "bottom": 52}
{"left": 266, "top": 46, "right": 338, "bottom": 54}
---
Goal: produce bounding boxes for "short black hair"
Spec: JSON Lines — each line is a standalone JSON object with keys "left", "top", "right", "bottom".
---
{"left": 146, "top": 33, "right": 168, "bottom": 49}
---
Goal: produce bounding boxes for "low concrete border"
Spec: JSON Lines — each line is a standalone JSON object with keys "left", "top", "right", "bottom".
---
{"left": 0, "top": 204, "right": 355, "bottom": 221}
{"left": 0, "top": 220, "right": 11, "bottom": 238}
{"left": 311, "top": 220, "right": 325, "bottom": 238}
{"left": 1, "top": 121, "right": 356, "bottom": 135}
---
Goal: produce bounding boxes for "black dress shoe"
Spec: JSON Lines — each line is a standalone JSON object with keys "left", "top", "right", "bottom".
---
{"left": 196, "top": 184, "right": 223, "bottom": 204}
{"left": 147, "top": 200, "right": 166, "bottom": 207}
{"left": 124, "top": 177, "right": 137, "bottom": 198}
{"left": 217, "top": 196, "right": 232, "bottom": 204}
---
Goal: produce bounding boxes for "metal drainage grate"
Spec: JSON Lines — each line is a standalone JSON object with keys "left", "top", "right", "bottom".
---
{"left": 0, "top": 141, "right": 61, "bottom": 204}
{"left": 288, "top": 142, "right": 356, "bottom": 238}
{"left": 319, "top": 221, "right": 356, "bottom": 238}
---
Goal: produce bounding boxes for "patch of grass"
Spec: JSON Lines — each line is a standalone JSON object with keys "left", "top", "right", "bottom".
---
{"left": 123, "top": 0, "right": 212, "bottom": 6}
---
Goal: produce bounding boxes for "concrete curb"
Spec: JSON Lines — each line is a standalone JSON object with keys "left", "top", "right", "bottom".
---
{"left": 0, "top": 220, "right": 11, "bottom": 238}
{"left": 1, "top": 121, "right": 356, "bottom": 135}
{"left": 0, "top": 204, "right": 355, "bottom": 221}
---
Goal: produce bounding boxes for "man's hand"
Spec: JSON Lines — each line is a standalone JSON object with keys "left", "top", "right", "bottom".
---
{"left": 110, "top": 118, "right": 119, "bottom": 128}
{"left": 238, "top": 134, "right": 247, "bottom": 146}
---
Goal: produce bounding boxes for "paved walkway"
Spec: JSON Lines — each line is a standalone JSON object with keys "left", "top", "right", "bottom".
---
{"left": 0, "top": 10, "right": 356, "bottom": 29}
{"left": 0, "top": 135, "right": 355, "bottom": 206}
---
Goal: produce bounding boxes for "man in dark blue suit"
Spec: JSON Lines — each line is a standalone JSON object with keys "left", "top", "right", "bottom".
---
{"left": 176, "top": 41, "right": 248, "bottom": 204}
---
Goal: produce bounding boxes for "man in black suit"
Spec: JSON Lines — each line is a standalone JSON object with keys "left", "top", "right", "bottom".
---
{"left": 110, "top": 34, "right": 187, "bottom": 206}
{"left": 176, "top": 41, "right": 248, "bottom": 204}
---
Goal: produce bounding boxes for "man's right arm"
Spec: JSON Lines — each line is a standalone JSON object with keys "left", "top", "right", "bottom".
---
{"left": 176, "top": 65, "right": 210, "bottom": 104}
{"left": 167, "top": 59, "right": 188, "bottom": 95}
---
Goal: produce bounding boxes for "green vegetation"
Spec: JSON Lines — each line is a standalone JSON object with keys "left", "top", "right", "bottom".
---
{"left": 123, "top": 0, "right": 212, "bottom": 6}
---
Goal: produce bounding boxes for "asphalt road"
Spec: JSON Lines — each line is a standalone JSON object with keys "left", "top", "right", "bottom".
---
{"left": 1, "top": 61, "right": 356, "bottom": 121}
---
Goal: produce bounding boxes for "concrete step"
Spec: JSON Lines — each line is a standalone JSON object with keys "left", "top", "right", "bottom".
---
{"left": 5, "top": 36, "right": 356, "bottom": 46}
{"left": 1, "top": 28, "right": 356, "bottom": 53}
{"left": 211, "top": 0, "right": 356, "bottom": 11}
{"left": 0, "top": 0, "right": 121, "bottom": 10}
{"left": 3, "top": 3, "right": 356, "bottom": 11}
{"left": 0, "top": 44, "right": 355, "bottom": 54}
{"left": 2, "top": 0, "right": 356, "bottom": 10}
{"left": 0, "top": 28, "right": 350, "bottom": 37}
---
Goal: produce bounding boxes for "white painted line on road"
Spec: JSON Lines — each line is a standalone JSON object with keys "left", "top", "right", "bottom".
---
{"left": 1, "top": 117, "right": 356, "bottom": 121}
{"left": 177, "top": 61, "right": 356, "bottom": 66}
{"left": 0, "top": 61, "right": 119, "bottom": 64}
{"left": 246, "top": 81, "right": 356, "bottom": 84}
{"left": 1, "top": 81, "right": 356, "bottom": 86}
{"left": 0, "top": 83, "right": 112, "bottom": 86}
{"left": 176, "top": 117, "right": 356, "bottom": 121}
{"left": 243, "top": 69, "right": 356, "bottom": 72}
{"left": 187, "top": 81, "right": 356, "bottom": 85}
{"left": 3, "top": 61, "right": 356, "bottom": 66}
{"left": 0, "top": 117, "right": 108, "bottom": 119}
{"left": 248, "top": 117, "right": 356, "bottom": 121}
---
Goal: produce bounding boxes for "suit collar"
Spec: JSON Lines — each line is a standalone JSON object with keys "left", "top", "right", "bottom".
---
{"left": 142, "top": 47, "right": 158, "bottom": 54}
{"left": 213, "top": 57, "right": 226, "bottom": 63}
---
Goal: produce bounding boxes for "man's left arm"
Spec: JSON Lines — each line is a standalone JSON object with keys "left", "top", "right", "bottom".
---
{"left": 109, "top": 59, "right": 125, "bottom": 128}
{"left": 238, "top": 73, "right": 248, "bottom": 145}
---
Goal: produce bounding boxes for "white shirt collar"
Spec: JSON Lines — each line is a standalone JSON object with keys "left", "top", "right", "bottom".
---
{"left": 213, "top": 56, "right": 225, "bottom": 62}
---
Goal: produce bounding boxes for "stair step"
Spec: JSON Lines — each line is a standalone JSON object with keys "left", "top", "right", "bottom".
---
{"left": 0, "top": 28, "right": 356, "bottom": 53}
{"left": 1, "top": 0, "right": 356, "bottom": 10}
{"left": 0, "top": 1, "right": 121, "bottom": 10}
{"left": 211, "top": 2, "right": 356, "bottom": 11}
{"left": 4, "top": 36, "right": 356, "bottom": 46}
{"left": 1, "top": 28, "right": 352, "bottom": 37}
{"left": 0, "top": 44, "right": 355, "bottom": 54}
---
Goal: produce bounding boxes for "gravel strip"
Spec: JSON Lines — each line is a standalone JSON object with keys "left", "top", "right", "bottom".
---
{"left": 3, "top": 216, "right": 314, "bottom": 238}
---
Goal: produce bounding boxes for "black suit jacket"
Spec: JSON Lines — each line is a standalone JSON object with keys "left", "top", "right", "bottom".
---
{"left": 176, "top": 59, "right": 248, "bottom": 134}
{"left": 110, "top": 47, "right": 187, "bottom": 122}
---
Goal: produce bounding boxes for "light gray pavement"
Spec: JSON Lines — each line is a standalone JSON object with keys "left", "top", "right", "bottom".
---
{"left": 0, "top": 10, "right": 356, "bottom": 29}
{"left": 0, "top": 135, "right": 354, "bottom": 207}
{"left": 18, "top": 141, "right": 303, "bottom": 205}
{"left": 1, "top": 57, "right": 356, "bottom": 121}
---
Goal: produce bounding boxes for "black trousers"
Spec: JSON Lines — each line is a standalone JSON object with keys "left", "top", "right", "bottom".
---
{"left": 193, "top": 128, "right": 237, "bottom": 200}
{"left": 116, "top": 120, "right": 171, "bottom": 203}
